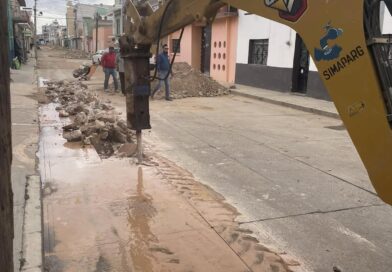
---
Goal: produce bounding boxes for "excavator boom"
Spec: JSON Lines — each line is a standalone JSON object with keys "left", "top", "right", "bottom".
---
{"left": 121, "top": 0, "right": 392, "bottom": 205}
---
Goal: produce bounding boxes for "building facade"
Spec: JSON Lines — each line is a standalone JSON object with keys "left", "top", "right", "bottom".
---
{"left": 72, "top": 3, "right": 112, "bottom": 52}
{"left": 92, "top": 20, "right": 114, "bottom": 51}
{"left": 167, "top": 5, "right": 238, "bottom": 84}
{"left": 234, "top": 11, "right": 329, "bottom": 99}
{"left": 41, "top": 20, "right": 66, "bottom": 46}
{"left": 66, "top": 1, "right": 75, "bottom": 43}
{"left": 8, "top": 0, "right": 32, "bottom": 66}
{"left": 235, "top": 5, "right": 392, "bottom": 100}
{"left": 166, "top": 5, "right": 391, "bottom": 101}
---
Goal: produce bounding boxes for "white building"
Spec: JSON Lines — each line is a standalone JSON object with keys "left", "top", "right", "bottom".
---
{"left": 110, "top": 0, "right": 160, "bottom": 40}
{"left": 235, "top": 5, "right": 392, "bottom": 100}
{"left": 42, "top": 20, "right": 66, "bottom": 46}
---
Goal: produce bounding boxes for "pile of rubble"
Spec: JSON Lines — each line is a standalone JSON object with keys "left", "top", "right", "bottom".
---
{"left": 152, "top": 62, "right": 230, "bottom": 99}
{"left": 63, "top": 49, "right": 92, "bottom": 60}
{"left": 45, "top": 80, "right": 136, "bottom": 158}
{"left": 49, "top": 48, "right": 92, "bottom": 60}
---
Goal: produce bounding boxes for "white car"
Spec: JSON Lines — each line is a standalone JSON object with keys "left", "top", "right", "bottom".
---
{"left": 92, "top": 49, "right": 108, "bottom": 64}
{"left": 92, "top": 48, "right": 121, "bottom": 64}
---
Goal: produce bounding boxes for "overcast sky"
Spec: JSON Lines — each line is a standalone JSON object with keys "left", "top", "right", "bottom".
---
{"left": 25, "top": 0, "right": 115, "bottom": 34}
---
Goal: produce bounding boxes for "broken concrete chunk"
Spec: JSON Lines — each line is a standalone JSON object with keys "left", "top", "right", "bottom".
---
{"left": 80, "top": 124, "right": 98, "bottom": 136}
{"left": 74, "top": 112, "right": 88, "bottom": 126}
{"left": 117, "top": 143, "right": 137, "bottom": 158}
{"left": 100, "top": 103, "right": 114, "bottom": 111}
{"left": 94, "top": 120, "right": 106, "bottom": 129}
{"left": 112, "top": 126, "right": 127, "bottom": 143}
{"left": 59, "top": 110, "right": 69, "bottom": 118}
{"left": 117, "top": 120, "right": 128, "bottom": 131}
{"left": 63, "top": 130, "right": 82, "bottom": 142}
{"left": 63, "top": 123, "right": 79, "bottom": 131}
{"left": 97, "top": 113, "right": 116, "bottom": 123}
{"left": 99, "top": 131, "right": 109, "bottom": 140}
{"left": 91, "top": 135, "right": 114, "bottom": 157}
{"left": 82, "top": 136, "right": 92, "bottom": 145}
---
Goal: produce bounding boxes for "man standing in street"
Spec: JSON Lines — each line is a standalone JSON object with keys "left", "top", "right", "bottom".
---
{"left": 116, "top": 50, "right": 125, "bottom": 95}
{"left": 152, "top": 44, "right": 173, "bottom": 101}
{"left": 101, "top": 46, "right": 119, "bottom": 93}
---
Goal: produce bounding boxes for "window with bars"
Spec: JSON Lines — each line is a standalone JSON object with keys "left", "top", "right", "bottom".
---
{"left": 172, "top": 39, "right": 181, "bottom": 53}
{"left": 116, "top": 18, "right": 121, "bottom": 36}
{"left": 248, "top": 39, "right": 269, "bottom": 65}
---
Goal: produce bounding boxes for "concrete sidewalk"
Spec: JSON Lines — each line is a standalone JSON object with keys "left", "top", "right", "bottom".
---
{"left": 231, "top": 84, "right": 340, "bottom": 119}
{"left": 10, "top": 57, "right": 42, "bottom": 272}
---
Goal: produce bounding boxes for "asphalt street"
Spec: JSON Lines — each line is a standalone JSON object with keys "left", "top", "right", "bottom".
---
{"left": 34, "top": 47, "right": 392, "bottom": 271}
{"left": 145, "top": 95, "right": 392, "bottom": 272}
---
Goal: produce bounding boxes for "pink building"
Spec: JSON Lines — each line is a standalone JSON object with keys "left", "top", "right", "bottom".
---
{"left": 92, "top": 21, "right": 113, "bottom": 51}
{"left": 167, "top": 6, "right": 238, "bottom": 84}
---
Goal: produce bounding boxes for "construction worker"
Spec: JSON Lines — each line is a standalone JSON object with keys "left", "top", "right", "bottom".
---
{"left": 101, "top": 46, "right": 119, "bottom": 93}
{"left": 116, "top": 50, "right": 125, "bottom": 95}
{"left": 151, "top": 44, "right": 173, "bottom": 101}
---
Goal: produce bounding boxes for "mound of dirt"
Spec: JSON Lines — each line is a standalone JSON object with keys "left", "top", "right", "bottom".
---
{"left": 152, "top": 62, "right": 230, "bottom": 99}
{"left": 48, "top": 48, "right": 92, "bottom": 60}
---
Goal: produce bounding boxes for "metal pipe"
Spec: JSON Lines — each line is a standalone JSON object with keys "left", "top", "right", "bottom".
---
{"left": 136, "top": 130, "right": 143, "bottom": 164}
{"left": 34, "top": 0, "right": 37, "bottom": 59}
{"left": 120, "top": 0, "right": 123, "bottom": 36}
{"left": 95, "top": 12, "right": 99, "bottom": 51}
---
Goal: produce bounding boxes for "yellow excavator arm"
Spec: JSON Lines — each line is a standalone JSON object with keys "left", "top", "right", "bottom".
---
{"left": 120, "top": 0, "right": 392, "bottom": 205}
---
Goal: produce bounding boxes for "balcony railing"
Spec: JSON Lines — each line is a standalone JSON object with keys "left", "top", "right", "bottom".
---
{"left": 215, "top": 5, "right": 238, "bottom": 19}
{"left": 12, "top": 10, "right": 30, "bottom": 23}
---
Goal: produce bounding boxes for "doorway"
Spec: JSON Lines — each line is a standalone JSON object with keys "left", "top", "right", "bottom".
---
{"left": 292, "top": 34, "right": 310, "bottom": 94}
{"left": 201, "top": 25, "right": 212, "bottom": 75}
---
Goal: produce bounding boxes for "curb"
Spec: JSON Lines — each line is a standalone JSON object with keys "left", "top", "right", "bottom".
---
{"left": 21, "top": 175, "right": 43, "bottom": 272}
{"left": 21, "top": 60, "right": 43, "bottom": 272}
{"left": 231, "top": 90, "right": 340, "bottom": 120}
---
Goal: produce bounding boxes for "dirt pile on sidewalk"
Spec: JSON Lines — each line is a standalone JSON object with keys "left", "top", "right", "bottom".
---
{"left": 64, "top": 50, "right": 92, "bottom": 60}
{"left": 152, "top": 62, "right": 230, "bottom": 99}
{"left": 48, "top": 48, "right": 92, "bottom": 60}
{"left": 45, "top": 80, "right": 136, "bottom": 158}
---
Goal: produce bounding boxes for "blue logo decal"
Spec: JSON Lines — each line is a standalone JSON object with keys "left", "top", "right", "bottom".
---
{"left": 314, "top": 22, "right": 344, "bottom": 61}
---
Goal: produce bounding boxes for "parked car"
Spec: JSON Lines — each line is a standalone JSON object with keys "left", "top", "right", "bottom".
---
{"left": 92, "top": 49, "right": 107, "bottom": 64}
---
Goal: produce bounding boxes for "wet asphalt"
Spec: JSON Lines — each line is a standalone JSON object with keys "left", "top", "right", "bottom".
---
{"left": 145, "top": 96, "right": 392, "bottom": 272}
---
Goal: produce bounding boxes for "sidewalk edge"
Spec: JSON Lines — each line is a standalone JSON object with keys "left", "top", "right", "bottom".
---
{"left": 231, "top": 90, "right": 340, "bottom": 120}
{"left": 20, "top": 175, "right": 43, "bottom": 272}
{"left": 20, "top": 58, "right": 43, "bottom": 272}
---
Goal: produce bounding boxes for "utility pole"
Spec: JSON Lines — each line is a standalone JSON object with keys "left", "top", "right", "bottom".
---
{"left": 34, "top": 0, "right": 37, "bottom": 59}
{"left": 95, "top": 12, "right": 99, "bottom": 52}
{"left": 74, "top": 7, "right": 77, "bottom": 49}
{"left": 120, "top": 0, "right": 123, "bottom": 36}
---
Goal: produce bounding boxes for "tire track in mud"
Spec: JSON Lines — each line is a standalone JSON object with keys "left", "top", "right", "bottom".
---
{"left": 148, "top": 154, "right": 298, "bottom": 272}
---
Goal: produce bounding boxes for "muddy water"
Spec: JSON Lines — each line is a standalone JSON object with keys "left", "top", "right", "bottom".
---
{"left": 39, "top": 99, "right": 295, "bottom": 271}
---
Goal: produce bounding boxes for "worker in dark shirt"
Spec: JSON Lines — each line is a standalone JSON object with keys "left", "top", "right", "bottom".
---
{"left": 151, "top": 44, "right": 173, "bottom": 101}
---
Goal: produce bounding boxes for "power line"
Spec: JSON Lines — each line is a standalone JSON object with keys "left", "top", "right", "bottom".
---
{"left": 37, "top": 16, "right": 75, "bottom": 19}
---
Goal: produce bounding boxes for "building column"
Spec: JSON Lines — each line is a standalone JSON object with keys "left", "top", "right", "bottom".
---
{"left": 7, "top": 0, "right": 15, "bottom": 66}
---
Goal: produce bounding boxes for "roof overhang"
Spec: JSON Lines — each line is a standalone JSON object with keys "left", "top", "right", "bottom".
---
{"left": 18, "top": 0, "right": 26, "bottom": 7}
